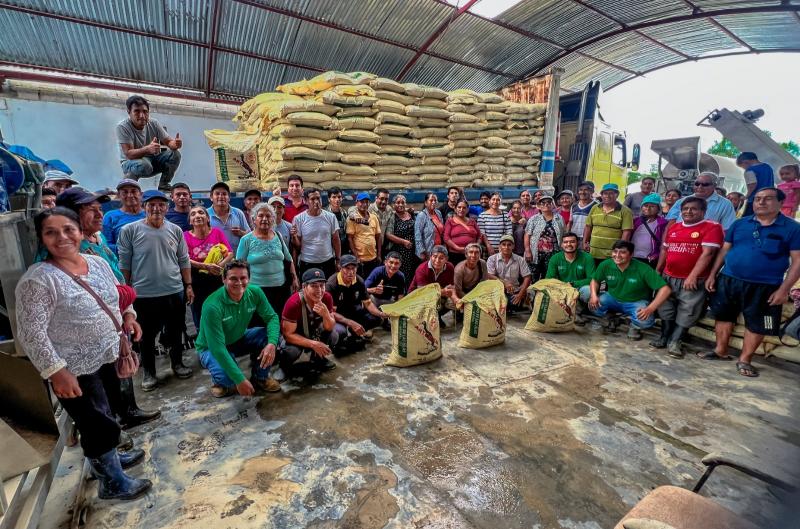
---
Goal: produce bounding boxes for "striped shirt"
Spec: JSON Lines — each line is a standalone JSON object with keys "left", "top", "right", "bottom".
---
{"left": 570, "top": 201, "right": 596, "bottom": 238}
{"left": 478, "top": 211, "right": 512, "bottom": 248}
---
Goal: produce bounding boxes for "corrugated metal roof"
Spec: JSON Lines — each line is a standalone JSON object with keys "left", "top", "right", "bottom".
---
{"left": 0, "top": 0, "right": 798, "bottom": 99}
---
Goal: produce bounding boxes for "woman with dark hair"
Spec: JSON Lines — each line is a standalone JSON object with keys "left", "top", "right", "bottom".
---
{"left": 478, "top": 192, "right": 511, "bottom": 255}
{"left": 242, "top": 189, "right": 263, "bottom": 229}
{"left": 444, "top": 199, "right": 481, "bottom": 265}
{"left": 414, "top": 193, "right": 445, "bottom": 262}
{"left": 184, "top": 205, "right": 233, "bottom": 327}
{"left": 56, "top": 188, "right": 161, "bottom": 429}
{"left": 15, "top": 207, "right": 152, "bottom": 500}
{"left": 386, "top": 194, "right": 417, "bottom": 288}
{"left": 663, "top": 189, "right": 681, "bottom": 216}
{"left": 508, "top": 200, "right": 527, "bottom": 257}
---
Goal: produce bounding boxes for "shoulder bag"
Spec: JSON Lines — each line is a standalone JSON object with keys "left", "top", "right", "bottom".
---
{"left": 51, "top": 262, "right": 139, "bottom": 378}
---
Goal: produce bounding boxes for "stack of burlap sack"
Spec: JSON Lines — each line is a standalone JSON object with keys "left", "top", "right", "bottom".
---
{"left": 688, "top": 304, "right": 800, "bottom": 363}
{"left": 204, "top": 71, "right": 546, "bottom": 192}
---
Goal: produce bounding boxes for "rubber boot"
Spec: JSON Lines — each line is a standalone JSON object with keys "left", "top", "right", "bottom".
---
{"left": 89, "top": 449, "right": 152, "bottom": 500}
{"left": 117, "top": 431, "right": 134, "bottom": 451}
{"left": 118, "top": 377, "right": 161, "bottom": 430}
{"left": 649, "top": 320, "right": 675, "bottom": 348}
{"left": 170, "top": 348, "right": 193, "bottom": 379}
{"left": 667, "top": 325, "right": 689, "bottom": 358}
{"left": 89, "top": 449, "right": 145, "bottom": 480}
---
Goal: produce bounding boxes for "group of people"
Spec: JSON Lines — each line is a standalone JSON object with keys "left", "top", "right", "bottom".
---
{"left": 13, "top": 93, "right": 800, "bottom": 503}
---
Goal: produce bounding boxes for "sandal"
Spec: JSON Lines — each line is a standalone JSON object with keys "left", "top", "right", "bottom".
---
{"left": 736, "top": 362, "right": 759, "bottom": 378}
{"left": 696, "top": 351, "right": 733, "bottom": 361}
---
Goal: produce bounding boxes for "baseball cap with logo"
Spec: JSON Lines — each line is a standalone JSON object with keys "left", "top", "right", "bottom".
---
{"left": 301, "top": 268, "right": 327, "bottom": 284}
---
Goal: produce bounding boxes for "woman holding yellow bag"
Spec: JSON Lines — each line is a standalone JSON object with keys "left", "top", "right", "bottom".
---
{"left": 184, "top": 206, "right": 232, "bottom": 327}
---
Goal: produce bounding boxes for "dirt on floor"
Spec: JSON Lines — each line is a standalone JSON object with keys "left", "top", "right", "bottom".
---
{"left": 40, "top": 316, "right": 800, "bottom": 529}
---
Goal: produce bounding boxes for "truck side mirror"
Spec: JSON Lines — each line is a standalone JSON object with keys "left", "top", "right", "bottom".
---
{"left": 631, "top": 143, "right": 641, "bottom": 171}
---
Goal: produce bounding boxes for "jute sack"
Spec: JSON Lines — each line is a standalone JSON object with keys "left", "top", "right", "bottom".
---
{"left": 420, "top": 137, "right": 451, "bottom": 147}
{"left": 377, "top": 135, "right": 420, "bottom": 147}
{"left": 279, "top": 146, "right": 340, "bottom": 162}
{"left": 373, "top": 90, "right": 417, "bottom": 106}
{"left": 284, "top": 112, "right": 338, "bottom": 129}
{"left": 369, "top": 77, "right": 406, "bottom": 94}
{"left": 276, "top": 71, "right": 376, "bottom": 95}
{"left": 340, "top": 153, "right": 381, "bottom": 165}
{"left": 373, "top": 99, "right": 407, "bottom": 115}
{"left": 378, "top": 144, "right": 413, "bottom": 155}
{"left": 458, "top": 280, "right": 507, "bottom": 349}
{"left": 417, "top": 118, "right": 451, "bottom": 128}
{"left": 338, "top": 107, "right": 377, "bottom": 118}
{"left": 418, "top": 98, "right": 449, "bottom": 109}
{"left": 375, "top": 123, "right": 412, "bottom": 136}
{"left": 326, "top": 140, "right": 380, "bottom": 153}
{"left": 321, "top": 162, "right": 377, "bottom": 176}
{"left": 339, "top": 129, "right": 381, "bottom": 143}
{"left": 376, "top": 112, "right": 417, "bottom": 127}
{"left": 274, "top": 170, "right": 340, "bottom": 184}
{"left": 410, "top": 127, "right": 449, "bottom": 139}
{"left": 404, "top": 84, "right": 448, "bottom": 100}
{"left": 338, "top": 117, "right": 378, "bottom": 130}
{"left": 382, "top": 284, "right": 443, "bottom": 367}
{"left": 405, "top": 106, "right": 452, "bottom": 120}
{"left": 270, "top": 125, "right": 339, "bottom": 140}
{"left": 525, "top": 279, "right": 579, "bottom": 333}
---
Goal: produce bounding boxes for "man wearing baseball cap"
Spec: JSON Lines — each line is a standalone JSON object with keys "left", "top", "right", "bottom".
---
{"left": 118, "top": 189, "right": 193, "bottom": 391}
{"left": 584, "top": 182, "right": 633, "bottom": 263}
{"left": 102, "top": 179, "right": 145, "bottom": 254}
{"left": 346, "top": 192, "right": 382, "bottom": 279}
{"left": 279, "top": 268, "right": 338, "bottom": 374}
{"left": 42, "top": 170, "right": 79, "bottom": 195}
{"left": 326, "top": 254, "right": 387, "bottom": 349}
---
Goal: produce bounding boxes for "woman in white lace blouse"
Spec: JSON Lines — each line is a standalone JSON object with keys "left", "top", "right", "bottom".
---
{"left": 15, "top": 207, "right": 151, "bottom": 501}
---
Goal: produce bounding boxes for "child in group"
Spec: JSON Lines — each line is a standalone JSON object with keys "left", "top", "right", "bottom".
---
{"left": 778, "top": 164, "right": 800, "bottom": 218}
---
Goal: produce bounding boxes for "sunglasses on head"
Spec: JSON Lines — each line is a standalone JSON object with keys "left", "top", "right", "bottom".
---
{"left": 693, "top": 181, "right": 714, "bottom": 187}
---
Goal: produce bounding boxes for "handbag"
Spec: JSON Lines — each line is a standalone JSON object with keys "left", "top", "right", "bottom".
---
{"left": 52, "top": 262, "right": 139, "bottom": 378}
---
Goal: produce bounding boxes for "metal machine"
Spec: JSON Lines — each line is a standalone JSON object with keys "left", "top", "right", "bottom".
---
{"left": 651, "top": 136, "right": 744, "bottom": 196}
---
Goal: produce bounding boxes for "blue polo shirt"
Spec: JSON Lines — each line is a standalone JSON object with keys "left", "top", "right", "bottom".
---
{"left": 667, "top": 192, "right": 737, "bottom": 231}
{"left": 722, "top": 214, "right": 800, "bottom": 285}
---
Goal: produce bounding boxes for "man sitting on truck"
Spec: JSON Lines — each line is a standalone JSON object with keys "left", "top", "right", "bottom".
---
{"left": 737, "top": 152, "right": 776, "bottom": 216}
{"left": 117, "top": 95, "right": 182, "bottom": 192}
{"left": 588, "top": 240, "right": 671, "bottom": 340}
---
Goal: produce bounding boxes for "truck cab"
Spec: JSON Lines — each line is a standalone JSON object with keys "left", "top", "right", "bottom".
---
{"left": 554, "top": 81, "right": 638, "bottom": 194}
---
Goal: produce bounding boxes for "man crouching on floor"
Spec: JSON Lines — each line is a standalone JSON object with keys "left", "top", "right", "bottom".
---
{"left": 195, "top": 260, "right": 281, "bottom": 398}
{"left": 279, "top": 268, "right": 338, "bottom": 374}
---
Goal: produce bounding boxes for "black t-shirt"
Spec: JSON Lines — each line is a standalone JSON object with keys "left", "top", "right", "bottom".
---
{"left": 166, "top": 207, "right": 191, "bottom": 231}
{"left": 364, "top": 265, "right": 406, "bottom": 300}
{"left": 326, "top": 273, "right": 368, "bottom": 318}
{"left": 439, "top": 202, "right": 456, "bottom": 220}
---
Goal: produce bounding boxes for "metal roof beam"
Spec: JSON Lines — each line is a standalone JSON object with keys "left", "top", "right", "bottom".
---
{"left": 678, "top": 0, "right": 755, "bottom": 52}
{"left": 397, "top": 0, "right": 479, "bottom": 80}
{"left": 0, "top": 1, "right": 325, "bottom": 79}
{"left": 568, "top": 0, "right": 692, "bottom": 60}
{"left": 521, "top": 4, "right": 800, "bottom": 81}
{"left": 0, "top": 64, "right": 243, "bottom": 104}
{"left": 232, "top": 0, "right": 511, "bottom": 79}
{"left": 205, "top": 0, "right": 221, "bottom": 97}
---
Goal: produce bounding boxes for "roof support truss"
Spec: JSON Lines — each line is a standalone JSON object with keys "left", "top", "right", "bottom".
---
{"left": 678, "top": 0, "right": 754, "bottom": 52}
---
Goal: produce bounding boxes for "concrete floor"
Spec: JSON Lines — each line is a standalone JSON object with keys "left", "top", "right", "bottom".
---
{"left": 42, "top": 316, "right": 800, "bottom": 529}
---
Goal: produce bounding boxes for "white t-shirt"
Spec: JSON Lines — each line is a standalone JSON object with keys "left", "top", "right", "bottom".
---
{"left": 293, "top": 210, "right": 339, "bottom": 263}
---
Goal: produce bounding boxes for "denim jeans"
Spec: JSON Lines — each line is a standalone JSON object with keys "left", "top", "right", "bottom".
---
{"left": 198, "top": 327, "right": 272, "bottom": 387}
{"left": 121, "top": 149, "right": 181, "bottom": 188}
{"left": 589, "top": 292, "right": 655, "bottom": 329}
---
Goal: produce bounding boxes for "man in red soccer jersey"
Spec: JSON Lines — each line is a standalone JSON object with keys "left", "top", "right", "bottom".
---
{"left": 652, "top": 196, "right": 724, "bottom": 357}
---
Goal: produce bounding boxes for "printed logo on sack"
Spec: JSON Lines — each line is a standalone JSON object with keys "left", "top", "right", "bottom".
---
{"left": 469, "top": 304, "right": 481, "bottom": 338}
{"left": 398, "top": 315, "right": 408, "bottom": 358}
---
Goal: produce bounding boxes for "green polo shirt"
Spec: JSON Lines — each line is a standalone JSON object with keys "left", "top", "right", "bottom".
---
{"left": 195, "top": 285, "right": 280, "bottom": 384}
{"left": 592, "top": 258, "right": 667, "bottom": 302}
{"left": 545, "top": 250, "right": 595, "bottom": 288}
{"left": 586, "top": 203, "right": 634, "bottom": 259}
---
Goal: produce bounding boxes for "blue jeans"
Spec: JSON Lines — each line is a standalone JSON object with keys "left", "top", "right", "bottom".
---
{"left": 121, "top": 149, "right": 181, "bottom": 188}
{"left": 198, "top": 327, "right": 272, "bottom": 387}
{"left": 589, "top": 292, "right": 655, "bottom": 329}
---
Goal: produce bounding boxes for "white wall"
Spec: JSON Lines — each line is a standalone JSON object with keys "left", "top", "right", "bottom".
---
{"left": 0, "top": 87, "right": 235, "bottom": 192}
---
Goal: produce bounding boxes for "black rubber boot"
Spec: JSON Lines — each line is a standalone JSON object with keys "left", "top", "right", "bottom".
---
{"left": 118, "top": 378, "right": 161, "bottom": 430}
{"left": 89, "top": 449, "right": 152, "bottom": 500}
{"left": 89, "top": 448, "right": 145, "bottom": 480}
{"left": 649, "top": 320, "right": 675, "bottom": 348}
{"left": 170, "top": 348, "right": 193, "bottom": 379}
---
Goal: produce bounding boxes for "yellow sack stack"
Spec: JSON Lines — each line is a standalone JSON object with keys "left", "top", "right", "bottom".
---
{"left": 525, "top": 279, "right": 579, "bottom": 333}
{"left": 458, "top": 280, "right": 507, "bottom": 349}
{"left": 204, "top": 129, "right": 262, "bottom": 192}
{"left": 382, "top": 284, "right": 443, "bottom": 367}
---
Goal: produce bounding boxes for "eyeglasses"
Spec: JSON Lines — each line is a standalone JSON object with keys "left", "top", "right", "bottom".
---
{"left": 693, "top": 181, "right": 714, "bottom": 187}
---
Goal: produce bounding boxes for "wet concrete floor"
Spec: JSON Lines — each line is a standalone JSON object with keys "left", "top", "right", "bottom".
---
{"left": 42, "top": 316, "right": 800, "bottom": 529}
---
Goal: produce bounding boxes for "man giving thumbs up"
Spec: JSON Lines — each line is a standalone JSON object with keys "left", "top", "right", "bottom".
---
{"left": 117, "top": 95, "right": 182, "bottom": 192}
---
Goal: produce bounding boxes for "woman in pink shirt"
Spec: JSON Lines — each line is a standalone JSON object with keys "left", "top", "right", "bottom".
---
{"left": 778, "top": 164, "right": 800, "bottom": 218}
{"left": 444, "top": 199, "right": 481, "bottom": 265}
{"left": 183, "top": 206, "right": 233, "bottom": 327}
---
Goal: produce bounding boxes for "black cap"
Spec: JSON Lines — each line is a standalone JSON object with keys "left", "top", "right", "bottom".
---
{"left": 340, "top": 254, "right": 358, "bottom": 267}
{"left": 56, "top": 187, "right": 111, "bottom": 212}
{"left": 210, "top": 181, "right": 230, "bottom": 193}
{"left": 301, "top": 268, "right": 327, "bottom": 284}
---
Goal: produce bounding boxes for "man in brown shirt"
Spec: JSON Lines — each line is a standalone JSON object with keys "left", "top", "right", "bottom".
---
{"left": 453, "top": 243, "right": 488, "bottom": 302}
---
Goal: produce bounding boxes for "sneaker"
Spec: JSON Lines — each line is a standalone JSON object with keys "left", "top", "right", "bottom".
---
{"left": 627, "top": 326, "right": 643, "bottom": 341}
{"left": 210, "top": 384, "right": 235, "bottom": 398}
{"left": 253, "top": 378, "right": 281, "bottom": 393}
{"left": 172, "top": 364, "right": 193, "bottom": 379}
{"left": 141, "top": 372, "right": 158, "bottom": 392}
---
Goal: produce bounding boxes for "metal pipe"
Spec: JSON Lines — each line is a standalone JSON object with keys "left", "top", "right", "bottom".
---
{"left": 205, "top": 0, "right": 222, "bottom": 97}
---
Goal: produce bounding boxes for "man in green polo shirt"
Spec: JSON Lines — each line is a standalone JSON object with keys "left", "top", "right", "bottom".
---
{"left": 196, "top": 260, "right": 281, "bottom": 398}
{"left": 588, "top": 240, "right": 671, "bottom": 340}
{"left": 584, "top": 183, "right": 633, "bottom": 261}
{"left": 546, "top": 231, "right": 595, "bottom": 291}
